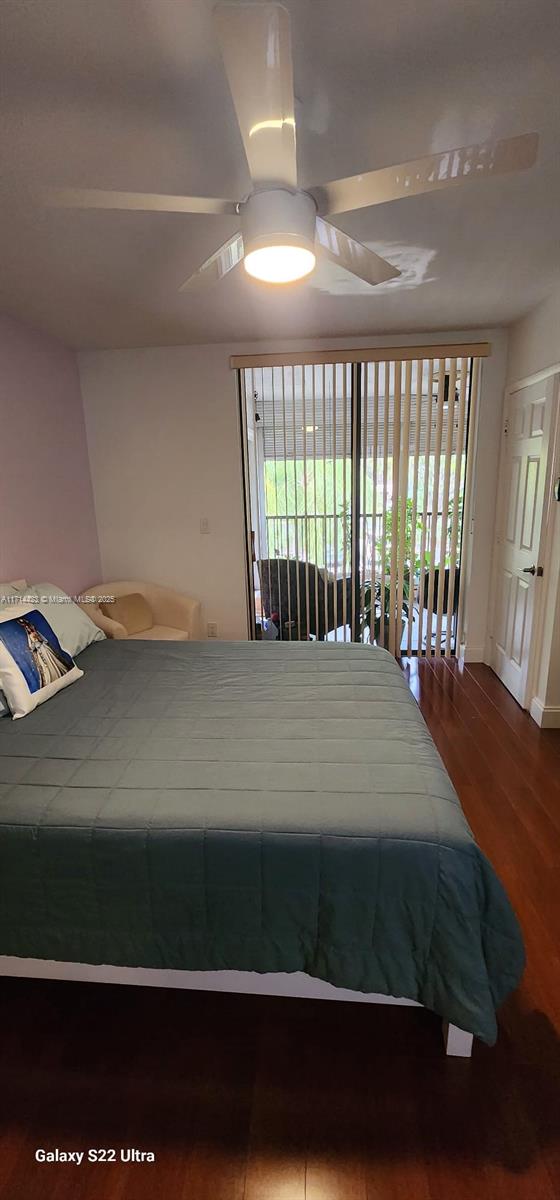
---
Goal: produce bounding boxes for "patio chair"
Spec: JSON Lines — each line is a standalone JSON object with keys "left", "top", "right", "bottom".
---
{"left": 258, "top": 558, "right": 355, "bottom": 640}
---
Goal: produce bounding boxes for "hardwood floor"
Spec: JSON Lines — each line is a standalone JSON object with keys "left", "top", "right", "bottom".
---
{"left": 1, "top": 658, "right": 560, "bottom": 1199}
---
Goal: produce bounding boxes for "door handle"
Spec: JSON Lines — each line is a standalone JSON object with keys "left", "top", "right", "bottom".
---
{"left": 522, "top": 565, "right": 543, "bottom": 577}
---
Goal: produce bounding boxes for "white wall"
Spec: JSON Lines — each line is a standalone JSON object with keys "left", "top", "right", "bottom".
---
{"left": 79, "top": 329, "right": 507, "bottom": 652}
{"left": 79, "top": 345, "right": 248, "bottom": 641}
{"left": 0, "top": 315, "right": 101, "bottom": 593}
{"left": 503, "top": 283, "right": 560, "bottom": 724}
{"left": 458, "top": 336, "right": 509, "bottom": 661}
{"left": 506, "top": 284, "right": 560, "bottom": 385}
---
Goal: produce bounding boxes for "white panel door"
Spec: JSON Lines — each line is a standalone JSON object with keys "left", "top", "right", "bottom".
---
{"left": 491, "top": 378, "right": 554, "bottom": 706}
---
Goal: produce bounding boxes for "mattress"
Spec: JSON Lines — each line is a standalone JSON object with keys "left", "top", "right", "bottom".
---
{"left": 0, "top": 639, "right": 524, "bottom": 1043}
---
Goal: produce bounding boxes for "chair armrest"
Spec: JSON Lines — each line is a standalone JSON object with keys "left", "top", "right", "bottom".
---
{"left": 78, "top": 602, "right": 128, "bottom": 640}
{"left": 145, "top": 585, "right": 203, "bottom": 639}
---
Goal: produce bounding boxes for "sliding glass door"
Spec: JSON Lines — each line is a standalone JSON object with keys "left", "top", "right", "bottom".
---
{"left": 238, "top": 349, "right": 479, "bottom": 656}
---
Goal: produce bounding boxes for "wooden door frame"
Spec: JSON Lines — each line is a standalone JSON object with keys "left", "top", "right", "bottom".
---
{"left": 487, "top": 367, "right": 560, "bottom": 712}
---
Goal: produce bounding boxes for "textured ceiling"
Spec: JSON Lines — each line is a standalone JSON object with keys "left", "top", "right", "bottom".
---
{"left": 1, "top": 0, "right": 559, "bottom": 349}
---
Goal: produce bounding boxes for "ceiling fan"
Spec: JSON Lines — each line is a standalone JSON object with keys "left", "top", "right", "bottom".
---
{"left": 44, "top": 2, "right": 538, "bottom": 291}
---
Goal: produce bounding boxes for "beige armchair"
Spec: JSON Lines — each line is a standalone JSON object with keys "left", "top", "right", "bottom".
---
{"left": 80, "top": 581, "right": 203, "bottom": 641}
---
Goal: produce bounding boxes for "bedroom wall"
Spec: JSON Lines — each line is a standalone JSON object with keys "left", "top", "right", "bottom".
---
{"left": 506, "top": 283, "right": 560, "bottom": 385}
{"left": 79, "top": 343, "right": 248, "bottom": 642}
{"left": 0, "top": 315, "right": 101, "bottom": 593}
{"left": 79, "top": 329, "right": 508, "bottom": 653}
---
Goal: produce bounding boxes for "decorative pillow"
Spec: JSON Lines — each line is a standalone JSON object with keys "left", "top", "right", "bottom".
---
{"left": 0, "top": 582, "right": 29, "bottom": 716}
{"left": 0, "top": 605, "right": 83, "bottom": 719}
{"left": 100, "top": 592, "right": 152, "bottom": 636}
{"left": 23, "top": 583, "right": 105, "bottom": 657}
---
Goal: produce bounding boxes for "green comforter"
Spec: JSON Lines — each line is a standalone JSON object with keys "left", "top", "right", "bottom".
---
{"left": 0, "top": 640, "right": 524, "bottom": 1042}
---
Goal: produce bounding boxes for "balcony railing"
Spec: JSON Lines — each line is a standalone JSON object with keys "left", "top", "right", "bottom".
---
{"left": 262, "top": 510, "right": 453, "bottom": 574}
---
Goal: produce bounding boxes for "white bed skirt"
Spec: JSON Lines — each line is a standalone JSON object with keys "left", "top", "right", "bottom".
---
{"left": 0, "top": 955, "right": 473, "bottom": 1057}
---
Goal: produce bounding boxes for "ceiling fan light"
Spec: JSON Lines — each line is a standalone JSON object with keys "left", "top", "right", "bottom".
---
{"left": 241, "top": 189, "right": 317, "bottom": 284}
{"left": 244, "top": 243, "right": 316, "bottom": 284}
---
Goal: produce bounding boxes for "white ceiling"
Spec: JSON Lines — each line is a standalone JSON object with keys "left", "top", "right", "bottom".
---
{"left": 1, "top": 0, "right": 559, "bottom": 349}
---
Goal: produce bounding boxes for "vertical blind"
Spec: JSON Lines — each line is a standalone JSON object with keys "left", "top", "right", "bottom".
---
{"left": 237, "top": 345, "right": 485, "bottom": 656}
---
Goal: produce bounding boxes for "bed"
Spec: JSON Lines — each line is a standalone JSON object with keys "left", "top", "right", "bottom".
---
{"left": 0, "top": 639, "right": 524, "bottom": 1055}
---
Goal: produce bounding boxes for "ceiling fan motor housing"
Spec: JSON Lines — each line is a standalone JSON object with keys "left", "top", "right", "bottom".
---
{"left": 241, "top": 189, "right": 317, "bottom": 257}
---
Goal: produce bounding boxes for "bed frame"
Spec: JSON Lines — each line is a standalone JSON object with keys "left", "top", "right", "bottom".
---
{"left": 0, "top": 957, "right": 474, "bottom": 1057}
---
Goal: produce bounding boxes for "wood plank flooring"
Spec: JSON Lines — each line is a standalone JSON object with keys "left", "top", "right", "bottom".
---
{"left": 1, "top": 658, "right": 559, "bottom": 1199}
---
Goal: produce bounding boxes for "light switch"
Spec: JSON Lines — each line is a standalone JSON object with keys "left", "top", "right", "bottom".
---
{"left": 200, "top": 517, "right": 210, "bottom": 535}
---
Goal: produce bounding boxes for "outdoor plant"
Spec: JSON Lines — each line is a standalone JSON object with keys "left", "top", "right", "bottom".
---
{"left": 341, "top": 496, "right": 459, "bottom": 644}
{"left": 359, "top": 577, "right": 411, "bottom": 645}
{"left": 359, "top": 500, "right": 419, "bottom": 644}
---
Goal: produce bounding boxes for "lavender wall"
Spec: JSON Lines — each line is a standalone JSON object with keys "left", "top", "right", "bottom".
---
{"left": 0, "top": 315, "right": 101, "bottom": 593}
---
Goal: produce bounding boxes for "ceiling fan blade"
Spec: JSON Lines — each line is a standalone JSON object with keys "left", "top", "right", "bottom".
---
{"left": 315, "top": 217, "right": 400, "bottom": 286}
{"left": 214, "top": 2, "right": 297, "bottom": 189}
{"left": 179, "top": 232, "right": 244, "bottom": 291}
{"left": 41, "top": 187, "right": 238, "bottom": 216}
{"left": 312, "top": 132, "right": 539, "bottom": 216}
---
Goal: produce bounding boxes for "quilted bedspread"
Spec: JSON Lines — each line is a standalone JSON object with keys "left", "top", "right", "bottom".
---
{"left": 0, "top": 640, "right": 524, "bottom": 1042}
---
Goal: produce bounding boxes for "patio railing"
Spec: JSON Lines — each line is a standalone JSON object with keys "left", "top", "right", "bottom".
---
{"left": 263, "top": 510, "right": 452, "bottom": 574}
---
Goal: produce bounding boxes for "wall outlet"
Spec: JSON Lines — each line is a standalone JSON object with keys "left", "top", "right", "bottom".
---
{"left": 207, "top": 622, "right": 218, "bottom": 638}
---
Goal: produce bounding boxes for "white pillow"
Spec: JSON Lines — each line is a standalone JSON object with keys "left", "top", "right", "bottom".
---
{"left": 0, "top": 604, "right": 83, "bottom": 719}
{"left": 0, "top": 579, "right": 28, "bottom": 599}
{"left": 22, "top": 583, "right": 105, "bottom": 658}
